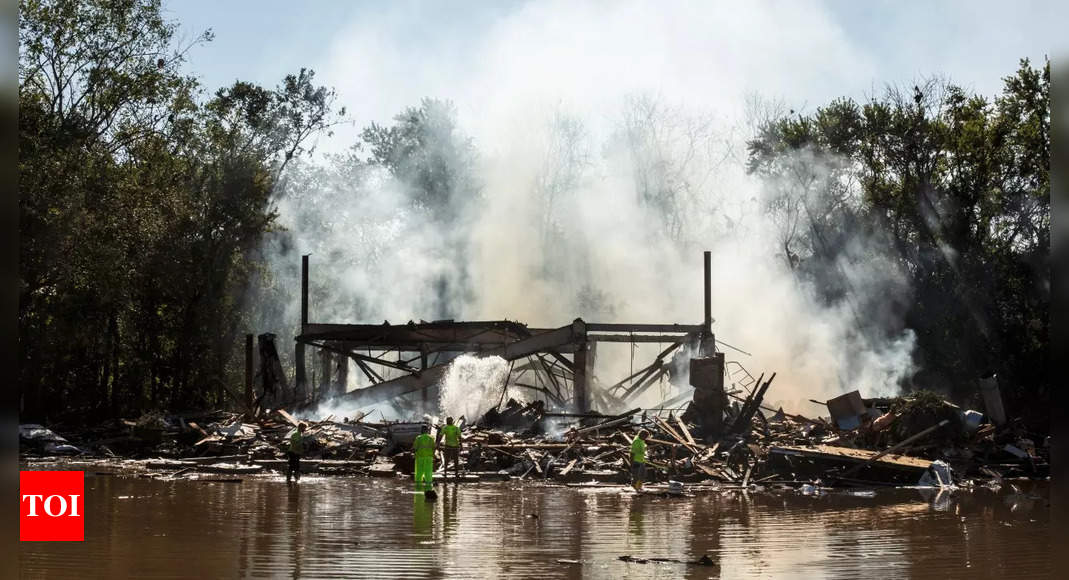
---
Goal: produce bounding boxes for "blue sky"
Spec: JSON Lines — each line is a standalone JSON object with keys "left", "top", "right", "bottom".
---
{"left": 164, "top": 0, "right": 1062, "bottom": 151}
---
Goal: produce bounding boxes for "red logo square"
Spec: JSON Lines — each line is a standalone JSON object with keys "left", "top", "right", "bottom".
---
{"left": 20, "top": 471, "right": 84, "bottom": 541}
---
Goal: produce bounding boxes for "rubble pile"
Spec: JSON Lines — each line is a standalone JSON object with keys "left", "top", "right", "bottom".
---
{"left": 19, "top": 386, "right": 1049, "bottom": 488}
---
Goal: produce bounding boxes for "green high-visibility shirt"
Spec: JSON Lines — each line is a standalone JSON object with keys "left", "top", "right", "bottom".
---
{"left": 441, "top": 424, "right": 461, "bottom": 448}
{"left": 413, "top": 433, "right": 435, "bottom": 458}
{"left": 289, "top": 431, "right": 304, "bottom": 455}
{"left": 630, "top": 436, "right": 646, "bottom": 464}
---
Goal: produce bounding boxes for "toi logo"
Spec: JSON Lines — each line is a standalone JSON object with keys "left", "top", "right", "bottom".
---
{"left": 20, "top": 471, "right": 84, "bottom": 541}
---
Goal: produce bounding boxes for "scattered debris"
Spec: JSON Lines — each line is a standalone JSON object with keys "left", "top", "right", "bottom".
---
{"left": 20, "top": 424, "right": 83, "bottom": 455}
{"left": 618, "top": 554, "right": 716, "bottom": 567}
{"left": 825, "top": 390, "right": 866, "bottom": 430}
{"left": 18, "top": 384, "right": 1048, "bottom": 489}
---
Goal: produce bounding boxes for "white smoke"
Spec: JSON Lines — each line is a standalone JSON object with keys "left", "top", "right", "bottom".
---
{"left": 296, "top": 398, "right": 381, "bottom": 424}
{"left": 250, "top": 1, "right": 925, "bottom": 416}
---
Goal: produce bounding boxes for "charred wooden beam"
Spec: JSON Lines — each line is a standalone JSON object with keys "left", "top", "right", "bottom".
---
{"left": 297, "top": 338, "right": 422, "bottom": 375}
{"left": 547, "top": 350, "right": 575, "bottom": 372}
{"left": 584, "top": 323, "right": 704, "bottom": 333}
{"left": 295, "top": 254, "right": 309, "bottom": 399}
{"left": 728, "top": 372, "right": 775, "bottom": 435}
{"left": 615, "top": 340, "right": 684, "bottom": 398}
{"left": 510, "top": 382, "right": 565, "bottom": 407}
{"left": 608, "top": 359, "right": 662, "bottom": 394}
{"left": 244, "top": 334, "right": 254, "bottom": 413}
{"left": 573, "top": 344, "right": 591, "bottom": 413}
{"left": 588, "top": 334, "right": 695, "bottom": 343}
{"left": 621, "top": 366, "right": 669, "bottom": 402}
{"left": 353, "top": 359, "right": 383, "bottom": 384}
{"left": 318, "top": 347, "right": 331, "bottom": 402}
{"left": 535, "top": 354, "right": 564, "bottom": 399}
{"left": 335, "top": 351, "right": 348, "bottom": 397}
{"left": 704, "top": 250, "right": 712, "bottom": 334}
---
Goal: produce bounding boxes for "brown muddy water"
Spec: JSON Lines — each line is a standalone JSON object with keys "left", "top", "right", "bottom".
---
{"left": 20, "top": 467, "right": 1049, "bottom": 579}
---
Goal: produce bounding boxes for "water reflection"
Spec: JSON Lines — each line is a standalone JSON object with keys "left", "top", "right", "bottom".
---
{"left": 413, "top": 492, "right": 432, "bottom": 540}
{"left": 19, "top": 471, "right": 1050, "bottom": 579}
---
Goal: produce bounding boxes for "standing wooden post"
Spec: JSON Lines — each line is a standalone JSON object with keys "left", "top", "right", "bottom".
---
{"left": 335, "top": 351, "right": 348, "bottom": 397}
{"left": 244, "top": 333, "right": 254, "bottom": 413}
{"left": 701, "top": 250, "right": 715, "bottom": 356}
{"left": 295, "top": 254, "right": 309, "bottom": 401}
{"left": 571, "top": 319, "right": 591, "bottom": 413}
{"left": 704, "top": 250, "right": 712, "bottom": 333}
{"left": 318, "top": 347, "right": 332, "bottom": 401}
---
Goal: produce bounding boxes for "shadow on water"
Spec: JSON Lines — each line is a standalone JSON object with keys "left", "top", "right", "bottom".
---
{"left": 20, "top": 472, "right": 1050, "bottom": 579}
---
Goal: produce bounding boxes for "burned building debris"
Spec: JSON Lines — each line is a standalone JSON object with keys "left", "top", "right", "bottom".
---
{"left": 19, "top": 384, "right": 1049, "bottom": 491}
{"left": 20, "top": 250, "right": 1049, "bottom": 493}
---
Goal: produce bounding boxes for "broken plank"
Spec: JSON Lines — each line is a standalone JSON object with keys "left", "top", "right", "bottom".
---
{"left": 188, "top": 455, "right": 248, "bottom": 464}
{"left": 654, "top": 416, "right": 702, "bottom": 455}
{"left": 484, "top": 444, "right": 570, "bottom": 450}
{"left": 543, "top": 436, "right": 583, "bottom": 479}
{"left": 838, "top": 420, "right": 948, "bottom": 478}
{"left": 574, "top": 414, "right": 634, "bottom": 435}
{"left": 675, "top": 416, "right": 696, "bottom": 446}
{"left": 695, "top": 464, "right": 722, "bottom": 479}
{"left": 769, "top": 443, "right": 931, "bottom": 485}
{"left": 526, "top": 450, "right": 543, "bottom": 474}
{"left": 170, "top": 467, "right": 195, "bottom": 478}
{"left": 653, "top": 416, "right": 684, "bottom": 443}
{"left": 560, "top": 458, "right": 578, "bottom": 476}
{"left": 698, "top": 442, "right": 721, "bottom": 462}
{"left": 276, "top": 409, "right": 300, "bottom": 427}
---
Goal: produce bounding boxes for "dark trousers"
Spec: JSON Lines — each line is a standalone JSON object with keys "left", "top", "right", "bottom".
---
{"left": 443, "top": 446, "right": 460, "bottom": 475}
{"left": 287, "top": 452, "right": 301, "bottom": 481}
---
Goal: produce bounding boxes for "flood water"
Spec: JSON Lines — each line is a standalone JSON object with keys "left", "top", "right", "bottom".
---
{"left": 20, "top": 468, "right": 1049, "bottom": 579}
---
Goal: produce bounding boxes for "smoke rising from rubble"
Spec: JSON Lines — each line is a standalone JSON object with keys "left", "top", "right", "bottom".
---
{"left": 255, "top": 1, "right": 920, "bottom": 416}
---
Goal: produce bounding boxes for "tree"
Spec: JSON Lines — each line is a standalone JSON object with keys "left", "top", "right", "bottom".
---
{"left": 746, "top": 60, "right": 1049, "bottom": 428}
{"left": 613, "top": 95, "right": 729, "bottom": 244}
{"left": 361, "top": 98, "right": 479, "bottom": 222}
{"left": 19, "top": 0, "right": 342, "bottom": 420}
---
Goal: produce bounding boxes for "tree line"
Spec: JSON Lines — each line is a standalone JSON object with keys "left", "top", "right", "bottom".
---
{"left": 746, "top": 61, "right": 1049, "bottom": 428}
{"left": 18, "top": 0, "right": 343, "bottom": 420}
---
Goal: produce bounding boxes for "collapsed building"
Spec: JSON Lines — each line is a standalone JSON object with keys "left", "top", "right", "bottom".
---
{"left": 254, "top": 251, "right": 736, "bottom": 432}
{"left": 22, "top": 252, "right": 1046, "bottom": 490}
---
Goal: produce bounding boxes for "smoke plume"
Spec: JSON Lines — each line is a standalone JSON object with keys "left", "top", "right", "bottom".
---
{"left": 252, "top": 1, "right": 921, "bottom": 418}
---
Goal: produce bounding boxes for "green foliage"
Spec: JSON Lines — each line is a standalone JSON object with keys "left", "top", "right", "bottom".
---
{"left": 360, "top": 98, "right": 479, "bottom": 221}
{"left": 886, "top": 390, "right": 965, "bottom": 445}
{"left": 747, "top": 60, "right": 1049, "bottom": 428}
{"left": 18, "top": 0, "right": 342, "bottom": 421}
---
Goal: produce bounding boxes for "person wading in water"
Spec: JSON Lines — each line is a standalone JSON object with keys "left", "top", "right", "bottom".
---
{"left": 413, "top": 424, "right": 436, "bottom": 490}
{"left": 630, "top": 429, "right": 649, "bottom": 491}
{"left": 287, "top": 422, "right": 307, "bottom": 483}
{"left": 437, "top": 416, "right": 463, "bottom": 480}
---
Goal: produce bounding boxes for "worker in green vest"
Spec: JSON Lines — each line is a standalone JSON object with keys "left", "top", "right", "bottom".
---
{"left": 413, "top": 424, "right": 436, "bottom": 489}
{"left": 437, "top": 416, "right": 462, "bottom": 479}
{"left": 287, "top": 422, "right": 307, "bottom": 483}
{"left": 630, "top": 429, "right": 649, "bottom": 490}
